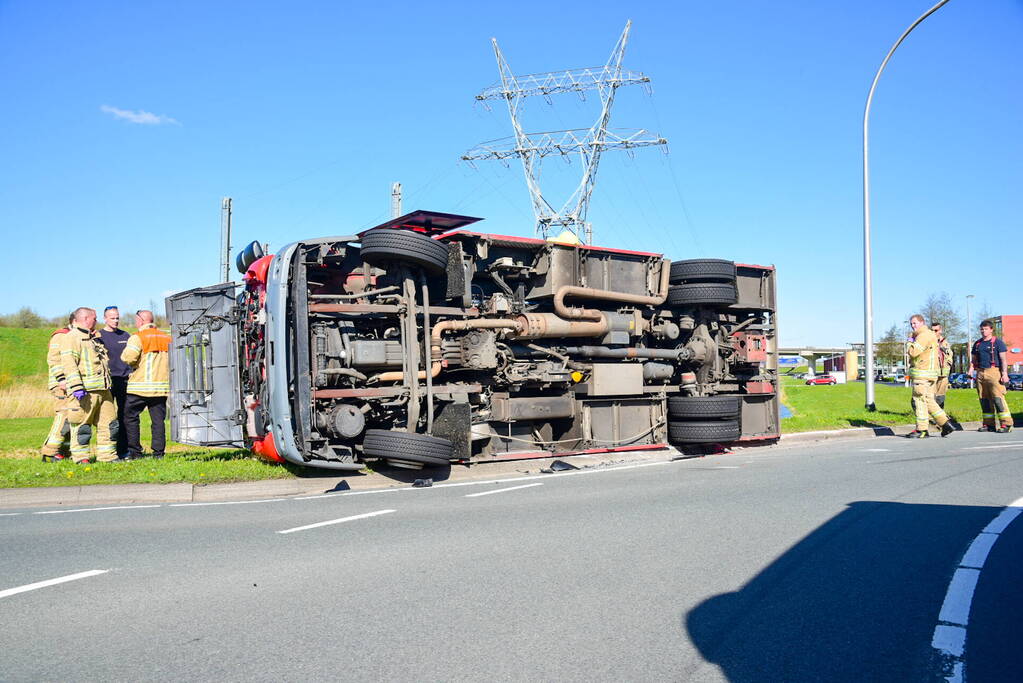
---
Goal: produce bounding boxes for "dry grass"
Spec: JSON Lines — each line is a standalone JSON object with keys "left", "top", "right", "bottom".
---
{"left": 0, "top": 377, "right": 53, "bottom": 419}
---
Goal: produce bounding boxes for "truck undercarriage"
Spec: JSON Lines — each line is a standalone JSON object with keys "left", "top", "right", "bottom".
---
{"left": 167, "top": 211, "right": 778, "bottom": 470}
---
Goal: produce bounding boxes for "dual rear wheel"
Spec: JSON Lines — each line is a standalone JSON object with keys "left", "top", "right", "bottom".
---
{"left": 667, "top": 395, "right": 741, "bottom": 444}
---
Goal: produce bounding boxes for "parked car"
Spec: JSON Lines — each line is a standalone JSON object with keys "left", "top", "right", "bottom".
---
{"left": 166, "top": 210, "right": 780, "bottom": 470}
{"left": 1008, "top": 373, "right": 1023, "bottom": 391}
{"left": 805, "top": 375, "right": 837, "bottom": 386}
{"left": 949, "top": 373, "right": 971, "bottom": 389}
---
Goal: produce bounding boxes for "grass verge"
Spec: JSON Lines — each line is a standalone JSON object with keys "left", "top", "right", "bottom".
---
{"left": 0, "top": 416, "right": 305, "bottom": 488}
{"left": 779, "top": 376, "right": 1023, "bottom": 432}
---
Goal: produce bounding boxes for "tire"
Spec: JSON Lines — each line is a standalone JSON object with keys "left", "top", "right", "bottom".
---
{"left": 362, "top": 429, "right": 454, "bottom": 467}
{"left": 666, "top": 282, "right": 737, "bottom": 306}
{"left": 669, "top": 259, "right": 736, "bottom": 284}
{"left": 668, "top": 420, "right": 741, "bottom": 444}
{"left": 360, "top": 229, "right": 449, "bottom": 274}
{"left": 667, "top": 395, "right": 741, "bottom": 420}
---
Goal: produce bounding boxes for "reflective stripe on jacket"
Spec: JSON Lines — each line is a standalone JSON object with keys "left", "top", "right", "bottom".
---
{"left": 122, "top": 324, "right": 171, "bottom": 396}
{"left": 46, "top": 328, "right": 69, "bottom": 391}
{"left": 907, "top": 327, "right": 940, "bottom": 380}
{"left": 59, "top": 327, "right": 111, "bottom": 393}
{"left": 937, "top": 337, "right": 952, "bottom": 378}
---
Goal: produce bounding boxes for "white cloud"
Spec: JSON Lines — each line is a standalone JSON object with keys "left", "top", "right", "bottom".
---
{"left": 100, "top": 104, "right": 180, "bottom": 126}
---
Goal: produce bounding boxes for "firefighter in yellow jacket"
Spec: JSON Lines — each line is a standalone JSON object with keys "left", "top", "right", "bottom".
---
{"left": 40, "top": 314, "right": 74, "bottom": 461}
{"left": 60, "top": 307, "right": 118, "bottom": 463}
{"left": 906, "top": 314, "right": 955, "bottom": 438}
{"left": 121, "top": 310, "right": 171, "bottom": 459}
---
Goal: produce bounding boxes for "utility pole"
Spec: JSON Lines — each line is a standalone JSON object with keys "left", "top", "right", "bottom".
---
{"left": 219, "top": 197, "right": 232, "bottom": 283}
{"left": 464, "top": 21, "right": 666, "bottom": 243}
{"left": 391, "top": 182, "right": 402, "bottom": 219}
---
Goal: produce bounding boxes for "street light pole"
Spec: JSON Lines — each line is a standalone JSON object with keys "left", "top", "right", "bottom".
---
{"left": 966, "top": 294, "right": 975, "bottom": 378}
{"left": 863, "top": 0, "right": 951, "bottom": 411}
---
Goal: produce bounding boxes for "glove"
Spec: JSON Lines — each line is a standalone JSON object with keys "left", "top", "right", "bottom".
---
{"left": 72, "top": 389, "right": 87, "bottom": 400}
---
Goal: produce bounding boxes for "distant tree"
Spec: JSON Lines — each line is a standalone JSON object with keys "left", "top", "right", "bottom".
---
{"left": 972, "top": 302, "right": 994, "bottom": 332}
{"left": 148, "top": 298, "right": 168, "bottom": 328}
{"left": 912, "top": 292, "right": 964, "bottom": 343}
{"left": 0, "top": 307, "right": 44, "bottom": 328}
{"left": 876, "top": 323, "right": 903, "bottom": 370}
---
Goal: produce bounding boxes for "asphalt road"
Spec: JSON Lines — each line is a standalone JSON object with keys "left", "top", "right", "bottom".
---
{"left": 2, "top": 431, "right": 1022, "bottom": 681}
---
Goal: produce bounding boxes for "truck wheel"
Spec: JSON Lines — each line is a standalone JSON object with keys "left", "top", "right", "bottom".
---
{"left": 669, "top": 259, "right": 736, "bottom": 284}
{"left": 666, "top": 282, "right": 737, "bottom": 306}
{"left": 362, "top": 429, "right": 454, "bottom": 469}
{"left": 667, "top": 395, "right": 740, "bottom": 420}
{"left": 360, "top": 229, "right": 450, "bottom": 274}
{"left": 668, "top": 420, "right": 741, "bottom": 444}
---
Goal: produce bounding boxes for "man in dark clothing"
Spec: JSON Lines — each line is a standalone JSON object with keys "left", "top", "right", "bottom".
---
{"left": 97, "top": 306, "right": 131, "bottom": 456}
{"left": 971, "top": 319, "right": 1012, "bottom": 433}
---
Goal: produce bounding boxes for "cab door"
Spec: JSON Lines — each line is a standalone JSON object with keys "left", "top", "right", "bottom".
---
{"left": 165, "top": 284, "right": 245, "bottom": 447}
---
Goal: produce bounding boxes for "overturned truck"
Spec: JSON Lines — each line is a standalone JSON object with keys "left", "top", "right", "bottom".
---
{"left": 167, "top": 211, "right": 778, "bottom": 470}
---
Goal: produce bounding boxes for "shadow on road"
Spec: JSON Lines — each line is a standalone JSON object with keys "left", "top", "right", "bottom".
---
{"left": 685, "top": 500, "right": 1000, "bottom": 681}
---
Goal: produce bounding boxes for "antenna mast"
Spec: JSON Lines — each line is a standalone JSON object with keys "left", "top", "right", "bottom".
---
{"left": 463, "top": 21, "right": 666, "bottom": 243}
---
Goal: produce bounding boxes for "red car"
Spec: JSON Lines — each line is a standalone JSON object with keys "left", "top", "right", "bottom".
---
{"left": 805, "top": 375, "right": 837, "bottom": 386}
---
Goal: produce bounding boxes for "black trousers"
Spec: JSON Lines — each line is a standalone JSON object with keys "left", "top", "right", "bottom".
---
{"left": 110, "top": 376, "right": 129, "bottom": 455}
{"left": 124, "top": 394, "right": 167, "bottom": 457}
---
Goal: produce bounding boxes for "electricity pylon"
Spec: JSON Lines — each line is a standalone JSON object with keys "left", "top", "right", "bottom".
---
{"left": 463, "top": 20, "right": 667, "bottom": 243}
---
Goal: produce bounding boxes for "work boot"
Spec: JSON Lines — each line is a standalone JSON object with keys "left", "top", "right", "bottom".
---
{"left": 906, "top": 429, "right": 929, "bottom": 439}
{"left": 940, "top": 422, "right": 955, "bottom": 437}
{"left": 41, "top": 453, "right": 66, "bottom": 463}
{"left": 978, "top": 425, "right": 996, "bottom": 433}
{"left": 997, "top": 424, "right": 1014, "bottom": 434}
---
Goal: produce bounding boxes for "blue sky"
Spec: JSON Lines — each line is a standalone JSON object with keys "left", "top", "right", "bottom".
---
{"left": 1, "top": 1, "right": 1020, "bottom": 346}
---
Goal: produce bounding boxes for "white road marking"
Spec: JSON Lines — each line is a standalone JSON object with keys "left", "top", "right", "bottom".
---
{"left": 959, "top": 533, "right": 998, "bottom": 569}
{"left": 277, "top": 509, "right": 395, "bottom": 535}
{"left": 981, "top": 507, "right": 1022, "bottom": 535}
{"left": 707, "top": 466, "right": 741, "bottom": 469}
{"left": 170, "top": 498, "right": 288, "bottom": 508}
{"left": 0, "top": 513, "right": 22, "bottom": 517}
{"left": 33, "top": 505, "right": 161, "bottom": 515}
{"left": 960, "top": 444, "right": 1023, "bottom": 451}
{"left": 464, "top": 483, "right": 544, "bottom": 498}
{"left": 931, "top": 496, "right": 1023, "bottom": 681}
{"left": 937, "top": 568, "right": 980, "bottom": 626}
{"left": 0, "top": 569, "right": 109, "bottom": 600}
{"left": 863, "top": 448, "right": 890, "bottom": 452}
{"left": 14, "top": 459, "right": 680, "bottom": 515}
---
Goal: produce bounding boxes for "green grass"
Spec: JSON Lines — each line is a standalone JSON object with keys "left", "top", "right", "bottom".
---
{"left": 779, "top": 376, "right": 1023, "bottom": 432}
{"left": 0, "top": 328, "right": 52, "bottom": 386}
{"left": 0, "top": 415, "right": 311, "bottom": 488}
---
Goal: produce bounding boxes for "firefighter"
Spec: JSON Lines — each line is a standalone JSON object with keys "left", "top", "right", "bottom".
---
{"left": 929, "top": 322, "right": 961, "bottom": 430}
{"left": 40, "top": 313, "right": 74, "bottom": 461}
{"left": 60, "top": 307, "right": 118, "bottom": 463}
{"left": 121, "top": 310, "right": 171, "bottom": 459}
{"left": 906, "top": 314, "right": 955, "bottom": 438}
{"left": 971, "top": 319, "right": 1012, "bottom": 433}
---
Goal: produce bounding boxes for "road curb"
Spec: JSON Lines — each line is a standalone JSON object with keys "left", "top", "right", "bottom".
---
{"left": 776, "top": 420, "right": 983, "bottom": 447}
{"left": 0, "top": 447, "right": 679, "bottom": 510}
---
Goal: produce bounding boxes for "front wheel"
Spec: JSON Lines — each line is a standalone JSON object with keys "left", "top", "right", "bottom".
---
{"left": 362, "top": 429, "right": 454, "bottom": 469}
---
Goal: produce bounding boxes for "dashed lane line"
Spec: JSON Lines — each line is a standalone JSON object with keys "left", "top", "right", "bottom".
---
{"left": 960, "top": 443, "right": 1023, "bottom": 451}
{"left": 931, "top": 496, "right": 1023, "bottom": 682}
{"left": 464, "top": 483, "right": 544, "bottom": 498}
{"left": 0, "top": 570, "right": 109, "bottom": 600}
{"left": 33, "top": 505, "right": 161, "bottom": 515}
{"left": 277, "top": 509, "right": 396, "bottom": 535}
